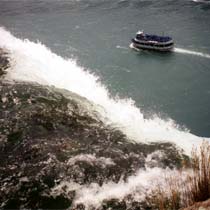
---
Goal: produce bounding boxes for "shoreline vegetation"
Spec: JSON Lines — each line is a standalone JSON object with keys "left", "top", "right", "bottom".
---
{"left": 148, "top": 141, "right": 210, "bottom": 210}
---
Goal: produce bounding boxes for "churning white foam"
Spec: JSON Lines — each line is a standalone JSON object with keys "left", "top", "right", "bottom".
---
{"left": 51, "top": 167, "right": 190, "bottom": 208}
{"left": 129, "top": 43, "right": 141, "bottom": 52}
{"left": 67, "top": 154, "right": 115, "bottom": 167}
{"left": 174, "top": 47, "right": 210, "bottom": 59}
{"left": 0, "top": 27, "right": 208, "bottom": 155}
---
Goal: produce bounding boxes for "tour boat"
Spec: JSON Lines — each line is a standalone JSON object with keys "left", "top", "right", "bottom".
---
{"left": 131, "top": 31, "right": 174, "bottom": 52}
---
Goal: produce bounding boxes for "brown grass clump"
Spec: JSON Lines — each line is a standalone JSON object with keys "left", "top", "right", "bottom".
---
{"left": 147, "top": 141, "right": 210, "bottom": 210}
{"left": 186, "top": 141, "right": 210, "bottom": 206}
{"left": 147, "top": 173, "right": 182, "bottom": 210}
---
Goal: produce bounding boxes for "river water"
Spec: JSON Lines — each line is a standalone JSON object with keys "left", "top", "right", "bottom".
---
{"left": 1, "top": 0, "right": 210, "bottom": 208}
{"left": 0, "top": 0, "right": 210, "bottom": 149}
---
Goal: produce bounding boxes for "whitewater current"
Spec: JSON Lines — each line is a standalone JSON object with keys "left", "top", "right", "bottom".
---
{"left": 51, "top": 167, "right": 190, "bottom": 209}
{"left": 1, "top": 26, "right": 210, "bottom": 208}
{"left": 0, "top": 27, "right": 209, "bottom": 156}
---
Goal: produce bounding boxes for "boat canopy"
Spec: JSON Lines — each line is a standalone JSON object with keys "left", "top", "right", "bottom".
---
{"left": 136, "top": 32, "right": 172, "bottom": 43}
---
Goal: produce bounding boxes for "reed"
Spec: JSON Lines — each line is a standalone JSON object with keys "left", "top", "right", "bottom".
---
{"left": 148, "top": 175, "right": 182, "bottom": 210}
{"left": 186, "top": 141, "right": 210, "bottom": 206}
{"left": 147, "top": 141, "right": 210, "bottom": 209}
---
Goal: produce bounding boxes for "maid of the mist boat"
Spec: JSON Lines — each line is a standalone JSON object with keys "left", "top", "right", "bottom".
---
{"left": 131, "top": 31, "right": 174, "bottom": 52}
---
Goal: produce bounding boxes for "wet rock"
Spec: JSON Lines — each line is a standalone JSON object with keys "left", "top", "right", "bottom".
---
{"left": 102, "top": 199, "right": 127, "bottom": 210}
{"left": 0, "top": 81, "right": 188, "bottom": 209}
{"left": 180, "top": 199, "right": 210, "bottom": 210}
{"left": 0, "top": 48, "right": 10, "bottom": 77}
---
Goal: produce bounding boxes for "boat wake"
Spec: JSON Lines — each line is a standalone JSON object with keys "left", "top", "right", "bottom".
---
{"left": 0, "top": 27, "right": 209, "bottom": 155}
{"left": 129, "top": 43, "right": 141, "bottom": 51}
{"left": 116, "top": 45, "right": 129, "bottom": 50}
{"left": 192, "top": 0, "right": 210, "bottom": 3}
{"left": 130, "top": 44, "right": 210, "bottom": 59}
{"left": 174, "top": 47, "right": 210, "bottom": 59}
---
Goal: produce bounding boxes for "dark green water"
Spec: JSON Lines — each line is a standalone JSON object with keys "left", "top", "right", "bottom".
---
{"left": 1, "top": 0, "right": 210, "bottom": 136}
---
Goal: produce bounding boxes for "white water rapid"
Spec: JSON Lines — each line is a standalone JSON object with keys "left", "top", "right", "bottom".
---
{"left": 0, "top": 27, "right": 208, "bottom": 155}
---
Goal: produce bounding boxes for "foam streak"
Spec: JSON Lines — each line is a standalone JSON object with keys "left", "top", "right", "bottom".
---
{"left": 174, "top": 47, "right": 210, "bottom": 59}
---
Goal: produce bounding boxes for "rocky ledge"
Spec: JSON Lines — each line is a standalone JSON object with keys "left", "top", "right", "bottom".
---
{"left": 181, "top": 199, "right": 210, "bottom": 210}
{"left": 0, "top": 48, "right": 188, "bottom": 209}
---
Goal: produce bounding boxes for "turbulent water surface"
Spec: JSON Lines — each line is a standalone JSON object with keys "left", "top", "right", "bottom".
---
{"left": 0, "top": 0, "right": 210, "bottom": 209}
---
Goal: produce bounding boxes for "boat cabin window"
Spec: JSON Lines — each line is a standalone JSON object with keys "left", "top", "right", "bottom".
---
{"left": 136, "top": 34, "right": 144, "bottom": 39}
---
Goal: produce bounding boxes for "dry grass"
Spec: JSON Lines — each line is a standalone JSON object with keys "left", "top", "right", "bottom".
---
{"left": 147, "top": 174, "right": 182, "bottom": 210}
{"left": 186, "top": 141, "right": 210, "bottom": 205}
{"left": 147, "top": 141, "right": 210, "bottom": 210}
